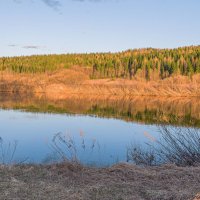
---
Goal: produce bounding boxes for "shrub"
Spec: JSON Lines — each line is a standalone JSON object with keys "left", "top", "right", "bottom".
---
{"left": 127, "top": 126, "right": 200, "bottom": 166}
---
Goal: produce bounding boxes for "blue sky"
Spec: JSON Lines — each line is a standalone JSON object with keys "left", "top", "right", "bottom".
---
{"left": 1, "top": 0, "right": 200, "bottom": 56}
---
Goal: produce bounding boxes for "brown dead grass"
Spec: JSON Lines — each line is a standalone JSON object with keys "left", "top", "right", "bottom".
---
{"left": 0, "top": 163, "right": 200, "bottom": 200}
{"left": 1, "top": 68, "right": 200, "bottom": 97}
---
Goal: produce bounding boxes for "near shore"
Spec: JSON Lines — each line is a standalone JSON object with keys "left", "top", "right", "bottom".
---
{"left": 0, "top": 162, "right": 200, "bottom": 200}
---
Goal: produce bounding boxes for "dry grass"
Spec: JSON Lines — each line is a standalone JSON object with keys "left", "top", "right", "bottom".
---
{"left": 127, "top": 127, "right": 200, "bottom": 167}
{"left": 1, "top": 69, "right": 200, "bottom": 97}
{"left": 0, "top": 162, "right": 199, "bottom": 200}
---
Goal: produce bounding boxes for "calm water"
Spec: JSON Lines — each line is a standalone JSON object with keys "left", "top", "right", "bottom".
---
{"left": 0, "top": 94, "right": 199, "bottom": 166}
{"left": 0, "top": 109, "right": 161, "bottom": 166}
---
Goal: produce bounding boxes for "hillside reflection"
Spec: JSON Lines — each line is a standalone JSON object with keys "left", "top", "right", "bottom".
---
{"left": 0, "top": 93, "right": 200, "bottom": 127}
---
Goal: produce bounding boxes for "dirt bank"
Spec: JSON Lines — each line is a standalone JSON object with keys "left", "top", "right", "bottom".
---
{"left": 1, "top": 69, "right": 200, "bottom": 98}
{"left": 0, "top": 163, "right": 199, "bottom": 200}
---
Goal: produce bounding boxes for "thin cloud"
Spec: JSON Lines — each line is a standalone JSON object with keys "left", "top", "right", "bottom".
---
{"left": 41, "top": 0, "right": 61, "bottom": 10}
{"left": 7, "top": 44, "right": 45, "bottom": 49}
{"left": 13, "top": 0, "right": 22, "bottom": 4}
{"left": 8, "top": 44, "right": 18, "bottom": 47}
{"left": 73, "top": 0, "right": 117, "bottom": 2}
{"left": 12, "top": 0, "right": 116, "bottom": 11}
{"left": 13, "top": 0, "right": 61, "bottom": 10}
{"left": 22, "top": 46, "right": 42, "bottom": 49}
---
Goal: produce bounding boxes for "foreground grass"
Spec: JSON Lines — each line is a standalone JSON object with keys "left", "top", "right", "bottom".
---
{"left": 0, "top": 162, "right": 200, "bottom": 200}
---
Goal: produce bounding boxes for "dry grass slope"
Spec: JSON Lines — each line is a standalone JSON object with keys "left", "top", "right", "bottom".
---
{"left": 0, "top": 163, "right": 200, "bottom": 200}
{"left": 1, "top": 68, "right": 200, "bottom": 97}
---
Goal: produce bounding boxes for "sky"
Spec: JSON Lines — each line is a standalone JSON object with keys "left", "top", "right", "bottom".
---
{"left": 0, "top": 0, "right": 200, "bottom": 57}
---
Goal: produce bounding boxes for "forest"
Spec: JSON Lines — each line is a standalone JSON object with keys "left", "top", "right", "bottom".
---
{"left": 0, "top": 45, "right": 200, "bottom": 80}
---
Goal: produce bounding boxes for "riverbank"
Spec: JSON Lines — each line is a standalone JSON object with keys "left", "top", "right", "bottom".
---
{"left": 1, "top": 69, "right": 200, "bottom": 98}
{"left": 0, "top": 162, "right": 199, "bottom": 200}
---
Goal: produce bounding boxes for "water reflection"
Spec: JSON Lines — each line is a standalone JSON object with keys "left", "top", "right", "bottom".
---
{"left": 0, "top": 93, "right": 200, "bottom": 127}
{"left": 0, "top": 109, "right": 159, "bottom": 165}
{"left": 0, "top": 93, "right": 200, "bottom": 165}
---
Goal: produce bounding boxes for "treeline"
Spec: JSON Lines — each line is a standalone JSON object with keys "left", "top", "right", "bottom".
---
{"left": 0, "top": 45, "right": 200, "bottom": 80}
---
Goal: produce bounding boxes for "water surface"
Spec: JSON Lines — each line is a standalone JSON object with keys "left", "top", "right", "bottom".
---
{"left": 0, "top": 93, "right": 199, "bottom": 166}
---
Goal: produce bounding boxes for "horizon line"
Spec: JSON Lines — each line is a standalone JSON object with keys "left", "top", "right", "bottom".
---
{"left": 1, "top": 44, "right": 200, "bottom": 58}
